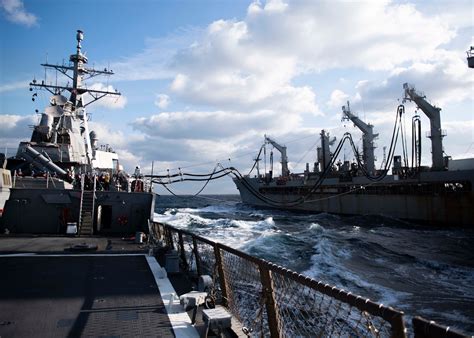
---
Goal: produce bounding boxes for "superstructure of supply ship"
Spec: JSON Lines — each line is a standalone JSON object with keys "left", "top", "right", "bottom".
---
{"left": 233, "top": 82, "right": 474, "bottom": 226}
{"left": 0, "top": 30, "right": 154, "bottom": 235}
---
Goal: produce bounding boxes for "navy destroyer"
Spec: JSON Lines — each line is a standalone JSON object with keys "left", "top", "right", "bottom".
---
{"left": 233, "top": 84, "right": 474, "bottom": 226}
{"left": 0, "top": 30, "right": 154, "bottom": 235}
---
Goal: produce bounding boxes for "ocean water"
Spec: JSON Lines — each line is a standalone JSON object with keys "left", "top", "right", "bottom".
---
{"left": 154, "top": 194, "right": 474, "bottom": 334}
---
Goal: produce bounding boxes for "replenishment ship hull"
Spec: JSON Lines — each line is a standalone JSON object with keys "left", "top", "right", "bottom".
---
{"left": 234, "top": 168, "right": 474, "bottom": 226}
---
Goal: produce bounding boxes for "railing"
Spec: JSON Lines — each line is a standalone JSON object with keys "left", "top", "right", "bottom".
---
{"left": 152, "top": 222, "right": 407, "bottom": 337}
{"left": 152, "top": 222, "right": 472, "bottom": 338}
{"left": 77, "top": 174, "right": 85, "bottom": 227}
{"left": 412, "top": 317, "right": 469, "bottom": 338}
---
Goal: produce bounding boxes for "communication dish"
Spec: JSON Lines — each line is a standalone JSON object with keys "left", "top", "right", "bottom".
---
{"left": 50, "top": 94, "right": 68, "bottom": 106}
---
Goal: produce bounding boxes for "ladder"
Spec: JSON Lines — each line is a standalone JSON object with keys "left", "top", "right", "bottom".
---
{"left": 78, "top": 174, "right": 96, "bottom": 236}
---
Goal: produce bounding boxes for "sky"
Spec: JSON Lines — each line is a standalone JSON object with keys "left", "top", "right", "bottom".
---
{"left": 1, "top": 0, "right": 473, "bottom": 195}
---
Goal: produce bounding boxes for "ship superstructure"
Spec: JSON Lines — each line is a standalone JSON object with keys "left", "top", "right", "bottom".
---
{"left": 1, "top": 30, "right": 154, "bottom": 235}
{"left": 233, "top": 84, "right": 474, "bottom": 226}
{"left": 15, "top": 30, "right": 121, "bottom": 177}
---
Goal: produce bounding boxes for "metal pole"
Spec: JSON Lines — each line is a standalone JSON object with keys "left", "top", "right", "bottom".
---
{"left": 192, "top": 237, "right": 202, "bottom": 276}
{"left": 156, "top": 222, "right": 162, "bottom": 240}
{"left": 214, "top": 244, "right": 229, "bottom": 307}
{"left": 259, "top": 264, "right": 282, "bottom": 338}
{"left": 390, "top": 312, "right": 407, "bottom": 338}
{"left": 178, "top": 232, "right": 188, "bottom": 270}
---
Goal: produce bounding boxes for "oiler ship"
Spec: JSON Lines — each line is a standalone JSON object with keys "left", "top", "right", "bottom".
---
{"left": 0, "top": 30, "right": 154, "bottom": 235}
{"left": 234, "top": 84, "right": 474, "bottom": 226}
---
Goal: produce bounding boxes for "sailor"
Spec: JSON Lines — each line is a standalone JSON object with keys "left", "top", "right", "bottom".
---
{"left": 134, "top": 166, "right": 141, "bottom": 177}
{"left": 104, "top": 172, "right": 110, "bottom": 190}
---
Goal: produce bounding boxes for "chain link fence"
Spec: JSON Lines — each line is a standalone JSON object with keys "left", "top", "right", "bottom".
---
{"left": 151, "top": 222, "right": 470, "bottom": 338}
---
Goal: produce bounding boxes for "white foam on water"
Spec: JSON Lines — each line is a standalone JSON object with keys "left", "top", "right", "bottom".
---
{"left": 174, "top": 204, "right": 239, "bottom": 215}
{"left": 154, "top": 210, "right": 279, "bottom": 250}
{"left": 303, "top": 233, "right": 412, "bottom": 307}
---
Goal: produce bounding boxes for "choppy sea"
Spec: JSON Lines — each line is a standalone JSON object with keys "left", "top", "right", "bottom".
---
{"left": 154, "top": 194, "right": 474, "bottom": 334}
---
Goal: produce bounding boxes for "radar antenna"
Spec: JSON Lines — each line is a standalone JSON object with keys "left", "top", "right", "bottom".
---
{"left": 29, "top": 30, "right": 121, "bottom": 109}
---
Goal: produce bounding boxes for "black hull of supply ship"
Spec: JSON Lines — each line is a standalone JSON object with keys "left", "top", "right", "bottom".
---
{"left": 233, "top": 87, "right": 474, "bottom": 227}
{"left": 0, "top": 30, "right": 154, "bottom": 235}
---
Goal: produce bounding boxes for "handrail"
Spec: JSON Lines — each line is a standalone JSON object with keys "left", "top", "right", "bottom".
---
{"left": 153, "top": 222, "right": 472, "bottom": 338}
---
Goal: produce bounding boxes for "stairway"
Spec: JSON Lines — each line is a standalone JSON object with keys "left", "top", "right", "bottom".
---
{"left": 79, "top": 190, "right": 94, "bottom": 236}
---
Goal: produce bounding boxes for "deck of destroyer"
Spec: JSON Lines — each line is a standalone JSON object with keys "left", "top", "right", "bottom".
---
{"left": 0, "top": 236, "right": 225, "bottom": 337}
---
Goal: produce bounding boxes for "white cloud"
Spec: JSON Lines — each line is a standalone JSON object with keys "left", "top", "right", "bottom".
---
{"left": 85, "top": 83, "right": 127, "bottom": 109}
{"left": 88, "top": 121, "right": 144, "bottom": 149}
{"left": 0, "top": 114, "right": 37, "bottom": 148}
{"left": 132, "top": 109, "right": 301, "bottom": 140}
{"left": 154, "top": 94, "right": 170, "bottom": 109}
{"left": 170, "top": 74, "right": 188, "bottom": 91}
{"left": 0, "top": 0, "right": 37, "bottom": 27}
{"left": 327, "top": 89, "right": 349, "bottom": 109}
{"left": 245, "top": 0, "right": 457, "bottom": 71}
{"left": 352, "top": 50, "right": 473, "bottom": 113}
{"left": 0, "top": 79, "right": 29, "bottom": 93}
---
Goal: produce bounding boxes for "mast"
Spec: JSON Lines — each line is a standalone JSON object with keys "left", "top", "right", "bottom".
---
{"left": 341, "top": 101, "right": 378, "bottom": 174}
{"left": 30, "top": 30, "right": 121, "bottom": 109}
{"left": 403, "top": 83, "right": 445, "bottom": 171}
{"left": 26, "top": 30, "right": 122, "bottom": 168}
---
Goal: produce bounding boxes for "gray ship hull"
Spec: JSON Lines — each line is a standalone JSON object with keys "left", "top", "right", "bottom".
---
{"left": 233, "top": 169, "right": 474, "bottom": 226}
{"left": 1, "top": 187, "right": 154, "bottom": 234}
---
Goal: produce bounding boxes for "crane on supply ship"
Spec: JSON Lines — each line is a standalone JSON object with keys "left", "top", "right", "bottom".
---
{"left": 264, "top": 135, "right": 289, "bottom": 177}
{"left": 341, "top": 101, "right": 378, "bottom": 175}
{"left": 403, "top": 83, "right": 446, "bottom": 171}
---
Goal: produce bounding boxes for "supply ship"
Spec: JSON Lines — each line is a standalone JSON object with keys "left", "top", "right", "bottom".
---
{"left": 0, "top": 30, "right": 154, "bottom": 235}
{"left": 233, "top": 85, "right": 474, "bottom": 226}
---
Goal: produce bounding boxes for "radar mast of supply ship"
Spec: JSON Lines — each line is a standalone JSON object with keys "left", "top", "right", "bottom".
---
{"left": 21, "top": 30, "right": 121, "bottom": 175}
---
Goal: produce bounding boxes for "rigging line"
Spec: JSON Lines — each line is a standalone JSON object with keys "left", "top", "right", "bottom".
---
{"left": 303, "top": 181, "right": 379, "bottom": 204}
{"left": 191, "top": 164, "right": 218, "bottom": 196}
{"left": 152, "top": 172, "right": 228, "bottom": 184}
{"left": 294, "top": 139, "right": 320, "bottom": 167}
{"left": 153, "top": 165, "right": 225, "bottom": 196}
{"left": 281, "top": 133, "right": 319, "bottom": 145}
{"left": 151, "top": 133, "right": 317, "bottom": 175}
{"left": 147, "top": 167, "right": 230, "bottom": 179}
{"left": 150, "top": 148, "right": 261, "bottom": 174}
{"left": 463, "top": 142, "right": 474, "bottom": 155}
{"left": 247, "top": 144, "right": 264, "bottom": 176}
